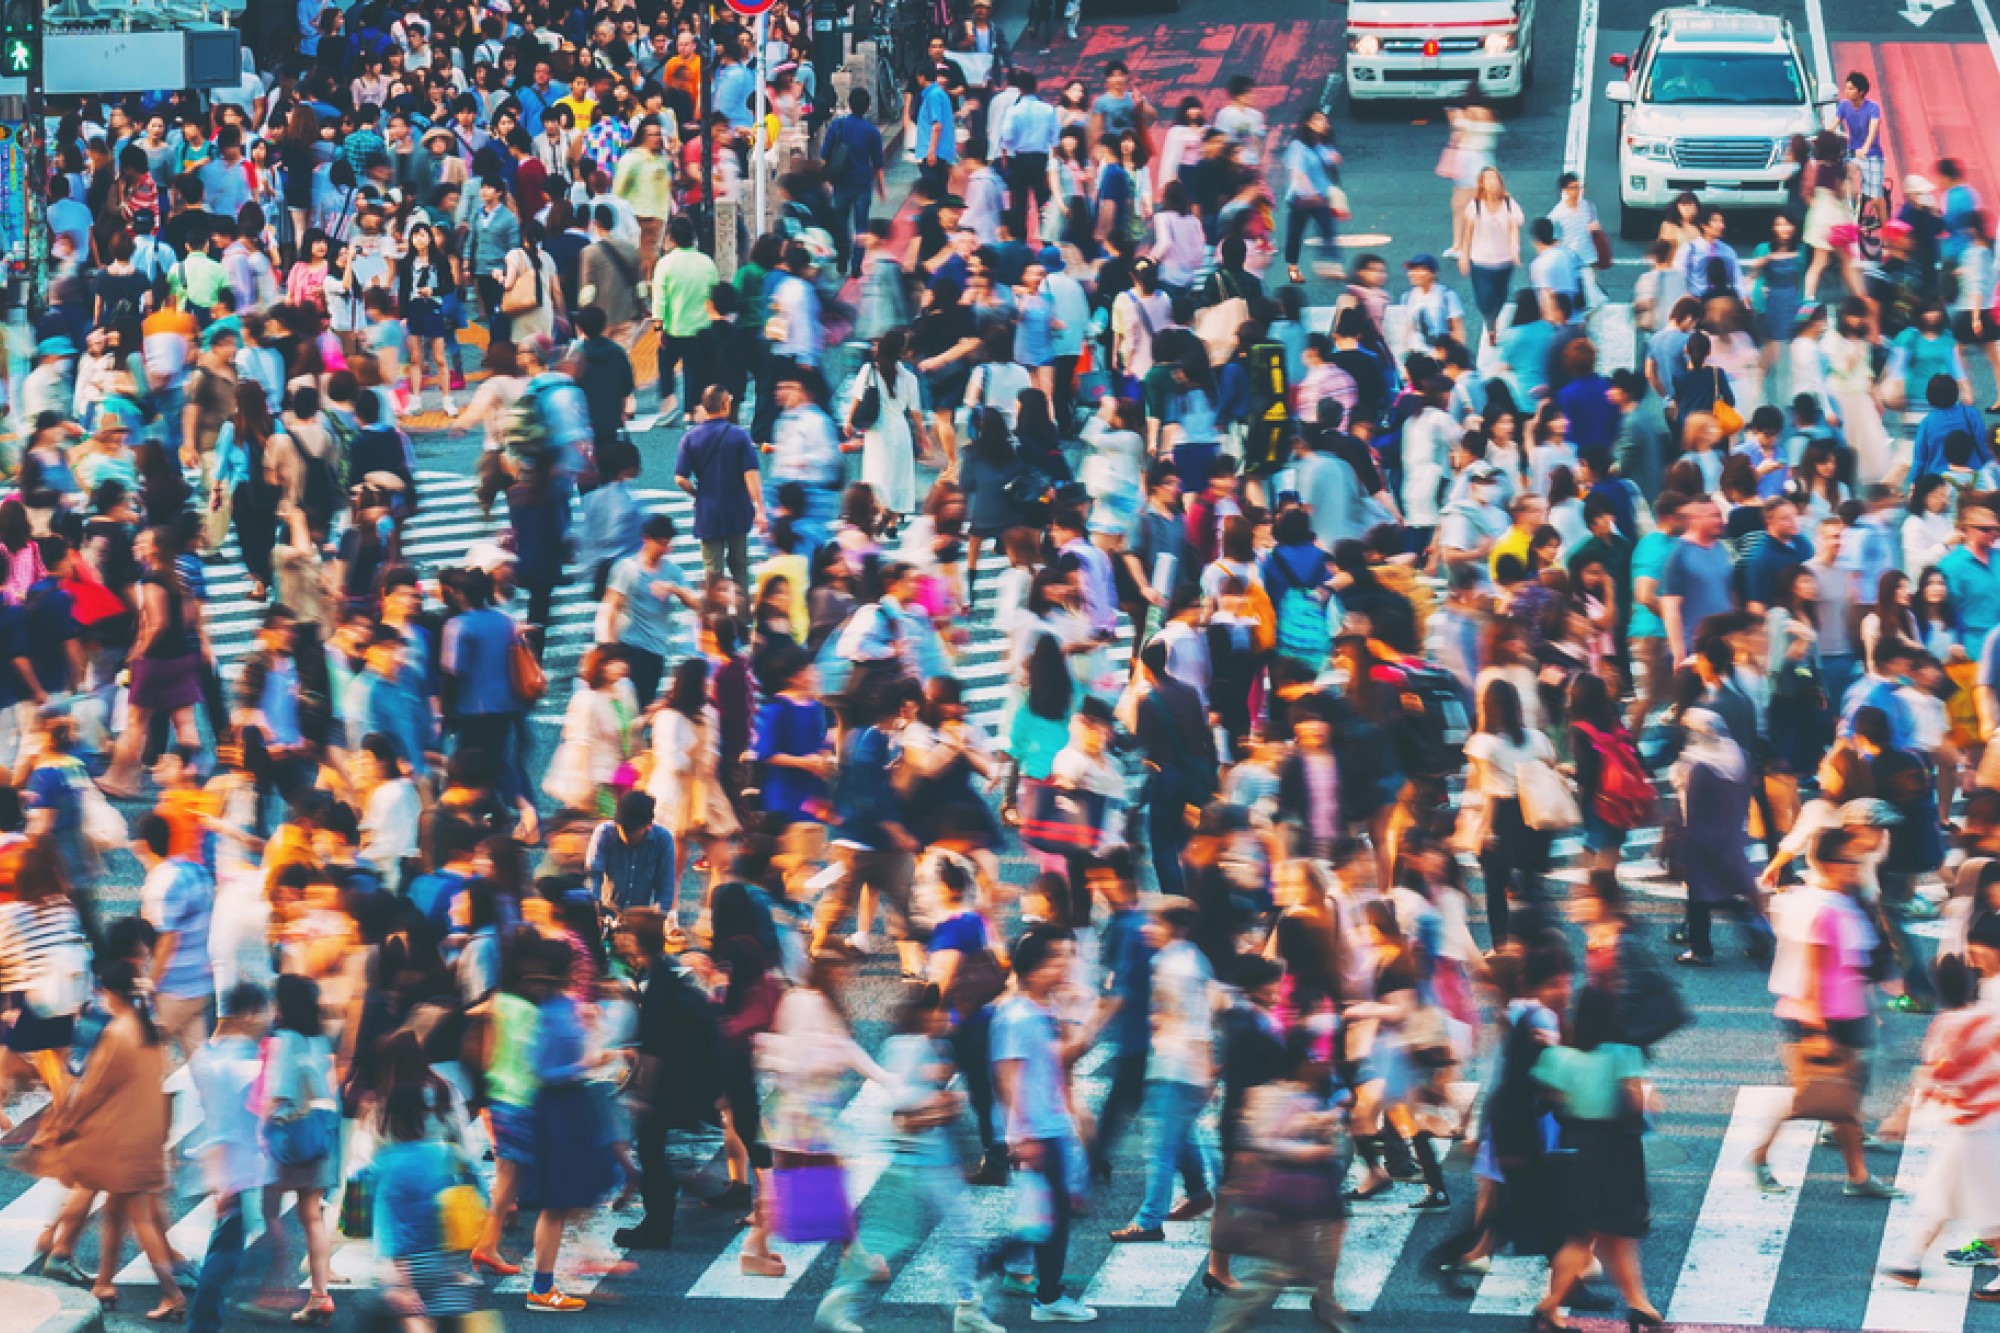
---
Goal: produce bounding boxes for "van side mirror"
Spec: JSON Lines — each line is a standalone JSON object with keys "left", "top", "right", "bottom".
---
{"left": 1606, "top": 80, "right": 1633, "bottom": 104}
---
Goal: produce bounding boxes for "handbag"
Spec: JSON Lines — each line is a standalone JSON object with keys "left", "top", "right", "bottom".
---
{"left": 439, "top": 1182, "right": 489, "bottom": 1252}
{"left": 847, "top": 365, "right": 882, "bottom": 433}
{"left": 339, "top": 1168, "right": 375, "bottom": 1239}
{"left": 1401, "top": 1004, "right": 1455, "bottom": 1068}
{"left": 947, "top": 946, "right": 1009, "bottom": 1014}
{"left": 771, "top": 1156, "right": 855, "bottom": 1244}
{"left": 1711, "top": 371, "right": 1744, "bottom": 435}
{"left": 1517, "top": 757, "right": 1582, "bottom": 831}
{"left": 1591, "top": 227, "right": 1614, "bottom": 271}
{"left": 265, "top": 1106, "right": 339, "bottom": 1167}
{"left": 509, "top": 629, "right": 548, "bottom": 704}
{"left": 1019, "top": 780, "right": 1106, "bottom": 855}
{"left": 1782, "top": 1034, "right": 1864, "bottom": 1124}
{"left": 1451, "top": 787, "right": 1491, "bottom": 855}
{"left": 500, "top": 251, "right": 542, "bottom": 317}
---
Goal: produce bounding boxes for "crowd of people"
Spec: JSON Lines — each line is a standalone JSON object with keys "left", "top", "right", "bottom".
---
{"left": 7, "top": 1, "right": 2000, "bottom": 1331}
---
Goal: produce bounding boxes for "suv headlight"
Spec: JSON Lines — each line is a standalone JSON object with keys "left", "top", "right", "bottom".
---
{"left": 1625, "top": 135, "right": 1674, "bottom": 162}
{"left": 1349, "top": 33, "right": 1381, "bottom": 56}
{"left": 1484, "top": 31, "right": 1517, "bottom": 54}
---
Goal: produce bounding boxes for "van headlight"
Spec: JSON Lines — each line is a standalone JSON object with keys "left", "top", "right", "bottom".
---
{"left": 1349, "top": 33, "right": 1381, "bottom": 55}
{"left": 1625, "top": 135, "right": 1674, "bottom": 162}
{"left": 1484, "top": 31, "right": 1517, "bottom": 54}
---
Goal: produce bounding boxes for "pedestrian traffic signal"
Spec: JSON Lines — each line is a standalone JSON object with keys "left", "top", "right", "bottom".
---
{"left": 0, "top": 0, "right": 35, "bottom": 82}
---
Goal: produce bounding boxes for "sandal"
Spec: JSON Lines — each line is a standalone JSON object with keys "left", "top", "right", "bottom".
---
{"left": 1288, "top": 266, "right": 1305, "bottom": 285}
{"left": 740, "top": 1251, "right": 787, "bottom": 1278}
{"left": 91, "top": 1288, "right": 118, "bottom": 1312}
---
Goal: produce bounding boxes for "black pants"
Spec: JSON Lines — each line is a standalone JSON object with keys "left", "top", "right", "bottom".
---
{"left": 1088, "top": 1049, "right": 1160, "bottom": 1179}
{"left": 1683, "top": 895, "right": 1772, "bottom": 961}
{"left": 1051, "top": 353, "right": 1079, "bottom": 436}
{"left": 950, "top": 1010, "right": 997, "bottom": 1152}
{"left": 621, "top": 645, "right": 667, "bottom": 709}
{"left": 982, "top": 1136, "right": 1071, "bottom": 1305}
{"left": 453, "top": 711, "right": 524, "bottom": 805}
{"left": 633, "top": 1112, "right": 681, "bottom": 1236}
{"left": 1005, "top": 152, "right": 1050, "bottom": 238}
{"left": 523, "top": 582, "right": 556, "bottom": 659}
{"left": 476, "top": 275, "right": 510, "bottom": 343}
{"left": 659, "top": 334, "right": 696, "bottom": 408}
{"left": 1479, "top": 797, "right": 1547, "bottom": 946}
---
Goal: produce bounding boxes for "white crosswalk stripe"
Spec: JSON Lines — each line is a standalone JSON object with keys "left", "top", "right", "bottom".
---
{"left": 2, "top": 1061, "right": 1992, "bottom": 1323}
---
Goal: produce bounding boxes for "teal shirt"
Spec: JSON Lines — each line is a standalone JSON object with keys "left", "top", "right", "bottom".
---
{"left": 1942, "top": 544, "right": 2000, "bottom": 648}
{"left": 1532, "top": 1042, "right": 1645, "bottom": 1122}
{"left": 1501, "top": 320, "right": 1555, "bottom": 401}
{"left": 1628, "top": 530, "right": 1673, "bottom": 639}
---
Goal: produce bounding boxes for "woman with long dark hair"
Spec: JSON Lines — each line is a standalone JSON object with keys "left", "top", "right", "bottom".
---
{"left": 848, "top": 327, "right": 927, "bottom": 521}
{"left": 1467, "top": 675, "right": 1555, "bottom": 946}
{"left": 99, "top": 526, "right": 209, "bottom": 798}
{"left": 1568, "top": 671, "right": 1646, "bottom": 873}
{"left": 397, "top": 221, "right": 460, "bottom": 416}
{"left": 223, "top": 381, "right": 290, "bottom": 600}
{"left": 648, "top": 656, "right": 741, "bottom": 918}
{"left": 258, "top": 973, "right": 339, "bottom": 1324}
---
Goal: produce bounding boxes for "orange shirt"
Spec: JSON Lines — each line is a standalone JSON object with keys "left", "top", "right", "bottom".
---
{"left": 664, "top": 55, "right": 703, "bottom": 116}
{"left": 157, "top": 787, "right": 222, "bottom": 862}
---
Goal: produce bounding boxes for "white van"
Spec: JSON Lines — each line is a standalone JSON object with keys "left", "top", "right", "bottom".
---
{"left": 1345, "top": 0, "right": 1537, "bottom": 110}
{"left": 1606, "top": 6, "right": 1836, "bottom": 238}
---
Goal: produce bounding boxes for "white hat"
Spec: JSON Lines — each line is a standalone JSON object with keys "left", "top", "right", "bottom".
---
{"left": 1905, "top": 174, "right": 1937, "bottom": 199}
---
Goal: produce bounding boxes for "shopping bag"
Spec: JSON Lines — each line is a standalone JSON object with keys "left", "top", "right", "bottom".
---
{"left": 772, "top": 1159, "right": 854, "bottom": 1244}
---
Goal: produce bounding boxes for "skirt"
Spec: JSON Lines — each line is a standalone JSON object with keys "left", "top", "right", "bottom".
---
{"left": 130, "top": 653, "right": 203, "bottom": 713}
{"left": 4, "top": 1000, "right": 74, "bottom": 1054}
{"left": 1556, "top": 1118, "right": 1649, "bottom": 1239}
{"left": 489, "top": 1100, "right": 536, "bottom": 1166}
{"left": 406, "top": 296, "right": 449, "bottom": 341}
{"left": 1915, "top": 1114, "right": 2000, "bottom": 1235}
{"left": 524, "top": 1081, "right": 615, "bottom": 1212}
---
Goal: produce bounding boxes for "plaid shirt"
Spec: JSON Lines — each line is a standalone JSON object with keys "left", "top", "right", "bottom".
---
{"left": 581, "top": 117, "right": 632, "bottom": 180}
{"left": 341, "top": 127, "right": 388, "bottom": 178}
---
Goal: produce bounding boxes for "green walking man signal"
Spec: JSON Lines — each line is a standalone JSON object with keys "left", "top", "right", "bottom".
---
{"left": 5, "top": 40, "right": 29, "bottom": 74}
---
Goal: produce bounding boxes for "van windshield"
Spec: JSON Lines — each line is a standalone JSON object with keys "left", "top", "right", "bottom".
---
{"left": 1644, "top": 50, "right": 1806, "bottom": 105}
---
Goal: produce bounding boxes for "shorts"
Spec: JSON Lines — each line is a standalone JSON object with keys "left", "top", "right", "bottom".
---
{"left": 406, "top": 296, "right": 449, "bottom": 341}
{"left": 4, "top": 999, "right": 74, "bottom": 1054}
{"left": 1581, "top": 809, "right": 1626, "bottom": 854}
{"left": 1849, "top": 153, "right": 1885, "bottom": 199}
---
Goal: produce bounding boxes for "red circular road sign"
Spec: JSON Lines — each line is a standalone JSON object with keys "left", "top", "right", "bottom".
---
{"left": 724, "top": 0, "right": 778, "bottom": 14}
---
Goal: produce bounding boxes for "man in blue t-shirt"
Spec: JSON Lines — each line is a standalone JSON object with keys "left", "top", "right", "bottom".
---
{"left": 674, "top": 387, "right": 764, "bottom": 590}
{"left": 911, "top": 64, "right": 958, "bottom": 200}
{"left": 1661, "top": 496, "right": 1738, "bottom": 662}
{"left": 136, "top": 811, "right": 215, "bottom": 1061}
{"left": 819, "top": 89, "right": 887, "bottom": 277}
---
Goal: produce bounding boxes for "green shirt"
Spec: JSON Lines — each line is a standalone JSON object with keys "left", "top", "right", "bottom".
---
{"left": 1532, "top": 1042, "right": 1644, "bottom": 1122}
{"left": 487, "top": 992, "right": 543, "bottom": 1108}
{"left": 1628, "top": 530, "right": 1673, "bottom": 640}
{"left": 173, "top": 252, "right": 228, "bottom": 309}
{"left": 653, "top": 247, "right": 721, "bottom": 338}
{"left": 613, "top": 147, "right": 675, "bottom": 222}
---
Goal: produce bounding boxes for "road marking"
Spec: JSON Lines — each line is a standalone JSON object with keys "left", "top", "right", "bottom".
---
{"left": 1667, "top": 1085, "right": 1817, "bottom": 1326}
{"left": 1083, "top": 1218, "right": 1213, "bottom": 1307}
{"left": 1472, "top": 1253, "right": 1551, "bottom": 1315}
{"left": 685, "top": 1077, "right": 899, "bottom": 1300}
{"left": 1972, "top": 0, "right": 2000, "bottom": 87}
{"left": 1861, "top": 1103, "right": 1972, "bottom": 1331}
{"left": 1563, "top": 0, "right": 1600, "bottom": 177}
{"left": 1802, "top": 0, "right": 1835, "bottom": 98}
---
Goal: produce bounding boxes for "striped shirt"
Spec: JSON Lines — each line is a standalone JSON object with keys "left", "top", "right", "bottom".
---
{"left": 1924, "top": 1006, "right": 2000, "bottom": 1127}
{"left": 0, "top": 898, "right": 85, "bottom": 994}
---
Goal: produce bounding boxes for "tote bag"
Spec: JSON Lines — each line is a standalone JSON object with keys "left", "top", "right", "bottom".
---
{"left": 1517, "top": 757, "right": 1581, "bottom": 831}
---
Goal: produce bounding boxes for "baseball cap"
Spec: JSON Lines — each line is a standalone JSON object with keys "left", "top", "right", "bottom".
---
{"left": 1404, "top": 253, "right": 1439, "bottom": 272}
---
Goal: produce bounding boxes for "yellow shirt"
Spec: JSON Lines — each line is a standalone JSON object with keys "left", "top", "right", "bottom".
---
{"left": 1490, "top": 525, "right": 1535, "bottom": 580}
{"left": 557, "top": 94, "right": 599, "bottom": 127}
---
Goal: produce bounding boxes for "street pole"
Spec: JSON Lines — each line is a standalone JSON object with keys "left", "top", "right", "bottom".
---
{"left": 753, "top": 7, "right": 767, "bottom": 233}
{"left": 23, "top": 33, "right": 40, "bottom": 312}
{"left": 701, "top": 2, "right": 716, "bottom": 254}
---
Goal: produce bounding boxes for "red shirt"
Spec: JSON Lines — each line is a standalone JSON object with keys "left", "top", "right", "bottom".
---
{"left": 512, "top": 157, "right": 549, "bottom": 220}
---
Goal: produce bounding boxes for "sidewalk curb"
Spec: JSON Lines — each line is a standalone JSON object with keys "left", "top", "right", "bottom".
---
{"left": 0, "top": 1276, "right": 105, "bottom": 1333}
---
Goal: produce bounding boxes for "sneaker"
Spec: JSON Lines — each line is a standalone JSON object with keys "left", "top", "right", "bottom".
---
{"left": 441, "top": 394, "right": 460, "bottom": 416}
{"left": 1448, "top": 1254, "right": 1491, "bottom": 1276}
{"left": 1889, "top": 994, "right": 1936, "bottom": 1015}
{"left": 1748, "top": 1158, "right": 1786, "bottom": 1194}
{"left": 1881, "top": 1266, "right": 1922, "bottom": 1288}
{"left": 1411, "top": 1188, "right": 1452, "bottom": 1211}
{"left": 847, "top": 932, "right": 874, "bottom": 955}
{"left": 954, "top": 1299, "right": 1006, "bottom": 1333}
{"left": 1844, "top": 1177, "right": 1901, "bottom": 1200}
{"left": 1819, "top": 1127, "right": 1890, "bottom": 1151}
{"left": 1030, "top": 1296, "right": 1097, "bottom": 1323}
{"left": 611, "top": 1224, "right": 674, "bottom": 1250}
{"left": 1000, "top": 1272, "right": 1038, "bottom": 1299}
{"left": 1945, "top": 1239, "right": 1999, "bottom": 1267}
{"left": 814, "top": 1288, "right": 865, "bottom": 1333}
{"left": 525, "top": 1289, "right": 588, "bottom": 1313}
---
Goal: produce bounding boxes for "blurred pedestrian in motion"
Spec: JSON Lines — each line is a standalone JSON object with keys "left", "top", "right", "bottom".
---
{"left": 188, "top": 981, "right": 272, "bottom": 1333}
{"left": 258, "top": 973, "right": 341, "bottom": 1324}
{"left": 366, "top": 1041, "right": 485, "bottom": 1330}
{"left": 814, "top": 984, "right": 1004, "bottom": 1333}
{"left": 1529, "top": 985, "right": 1663, "bottom": 1330}
{"left": 1207, "top": 1031, "right": 1349, "bottom": 1333}
{"left": 522, "top": 931, "right": 616, "bottom": 1311}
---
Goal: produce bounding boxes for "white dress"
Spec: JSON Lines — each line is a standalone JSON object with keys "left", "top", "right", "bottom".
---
{"left": 1821, "top": 329, "right": 1890, "bottom": 484}
{"left": 847, "top": 361, "right": 921, "bottom": 514}
{"left": 648, "top": 705, "right": 741, "bottom": 840}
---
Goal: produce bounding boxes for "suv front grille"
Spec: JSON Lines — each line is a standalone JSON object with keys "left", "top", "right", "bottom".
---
{"left": 1671, "top": 138, "right": 1778, "bottom": 172}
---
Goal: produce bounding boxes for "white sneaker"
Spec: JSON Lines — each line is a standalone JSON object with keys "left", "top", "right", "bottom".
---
{"left": 955, "top": 1299, "right": 1006, "bottom": 1333}
{"left": 441, "top": 393, "right": 460, "bottom": 416}
{"left": 814, "top": 1288, "right": 864, "bottom": 1333}
{"left": 1030, "top": 1297, "right": 1096, "bottom": 1323}
{"left": 847, "top": 932, "right": 874, "bottom": 955}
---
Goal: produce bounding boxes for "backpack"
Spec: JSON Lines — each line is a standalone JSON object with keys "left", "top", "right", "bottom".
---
{"left": 503, "top": 381, "right": 555, "bottom": 469}
{"left": 1265, "top": 548, "right": 1329, "bottom": 668}
{"left": 1611, "top": 935, "right": 1691, "bottom": 1049}
{"left": 1392, "top": 663, "right": 1470, "bottom": 779}
{"left": 1575, "top": 720, "right": 1656, "bottom": 830}
{"left": 1243, "top": 579, "right": 1278, "bottom": 654}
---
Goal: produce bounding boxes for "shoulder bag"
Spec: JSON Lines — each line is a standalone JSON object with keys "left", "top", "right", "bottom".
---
{"left": 500, "top": 249, "right": 543, "bottom": 316}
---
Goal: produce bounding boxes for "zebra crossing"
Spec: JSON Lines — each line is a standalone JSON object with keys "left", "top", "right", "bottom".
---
{"left": 197, "top": 468, "right": 1104, "bottom": 739}
{"left": 0, "top": 1044, "right": 1991, "bottom": 1326}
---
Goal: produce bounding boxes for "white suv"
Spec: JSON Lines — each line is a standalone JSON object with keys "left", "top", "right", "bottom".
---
{"left": 1606, "top": 6, "right": 1835, "bottom": 238}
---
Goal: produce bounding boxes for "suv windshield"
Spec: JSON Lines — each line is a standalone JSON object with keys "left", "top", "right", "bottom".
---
{"left": 1643, "top": 50, "right": 1805, "bottom": 105}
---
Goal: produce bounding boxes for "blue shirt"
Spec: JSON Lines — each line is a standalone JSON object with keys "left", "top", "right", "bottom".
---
{"left": 714, "top": 63, "right": 759, "bottom": 130}
{"left": 406, "top": 868, "right": 466, "bottom": 937}
{"left": 1910, "top": 403, "right": 1992, "bottom": 480}
{"left": 990, "top": 993, "right": 1069, "bottom": 1142}
{"left": 1942, "top": 545, "right": 2000, "bottom": 647}
{"left": 914, "top": 83, "right": 958, "bottom": 163}
{"left": 1097, "top": 907, "right": 1154, "bottom": 1056}
{"left": 440, "top": 606, "right": 521, "bottom": 716}
{"left": 753, "top": 696, "right": 830, "bottom": 822}
{"left": 343, "top": 669, "right": 436, "bottom": 776}
{"left": 821, "top": 113, "right": 885, "bottom": 195}
{"left": 1744, "top": 534, "right": 1813, "bottom": 609}
{"left": 1661, "top": 537, "right": 1738, "bottom": 640}
{"left": 1839, "top": 672, "right": 1917, "bottom": 752}
{"left": 258, "top": 655, "right": 303, "bottom": 748}
{"left": 674, "top": 420, "right": 760, "bottom": 541}
{"left": 141, "top": 856, "right": 213, "bottom": 999}
{"left": 998, "top": 97, "right": 1060, "bottom": 156}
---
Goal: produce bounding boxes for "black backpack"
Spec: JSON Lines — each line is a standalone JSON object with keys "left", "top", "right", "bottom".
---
{"left": 1393, "top": 664, "right": 1471, "bottom": 779}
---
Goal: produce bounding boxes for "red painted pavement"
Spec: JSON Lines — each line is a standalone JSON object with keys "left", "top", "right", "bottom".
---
{"left": 1835, "top": 40, "right": 2000, "bottom": 219}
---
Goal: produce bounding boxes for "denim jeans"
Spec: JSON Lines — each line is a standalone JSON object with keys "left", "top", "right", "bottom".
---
{"left": 1284, "top": 199, "right": 1337, "bottom": 266}
{"left": 983, "top": 1137, "right": 1071, "bottom": 1305}
{"left": 1131, "top": 1079, "right": 1211, "bottom": 1230}
{"left": 832, "top": 187, "right": 872, "bottom": 277}
{"left": 190, "top": 1194, "right": 246, "bottom": 1333}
